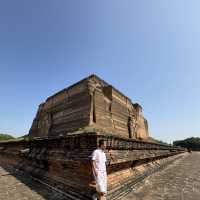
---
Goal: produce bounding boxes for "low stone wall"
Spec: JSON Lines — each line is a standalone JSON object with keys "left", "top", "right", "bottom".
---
{"left": 0, "top": 132, "right": 185, "bottom": 200}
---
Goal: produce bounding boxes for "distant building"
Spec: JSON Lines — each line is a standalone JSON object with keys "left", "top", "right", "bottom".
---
{"left": 29, "top": 74, "right": 149, "bottom": 139}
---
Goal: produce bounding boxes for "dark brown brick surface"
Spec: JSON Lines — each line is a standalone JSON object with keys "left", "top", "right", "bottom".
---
{"left": 29, "top": 74, "right": 149, "bottom": 139}
{"left": 0, "top": 133, "right": 185, "bottom": 199}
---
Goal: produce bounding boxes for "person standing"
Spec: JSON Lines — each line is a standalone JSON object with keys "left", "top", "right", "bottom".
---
{"left": 91, "top": 140, "right": 107, "bottom": 200}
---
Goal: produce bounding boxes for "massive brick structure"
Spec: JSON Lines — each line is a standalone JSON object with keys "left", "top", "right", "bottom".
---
{"left": 29, "top": 74, "right": 149, "bottom": 139}
{"left": 0, "top": 75, "right": 185, "bottom": 200}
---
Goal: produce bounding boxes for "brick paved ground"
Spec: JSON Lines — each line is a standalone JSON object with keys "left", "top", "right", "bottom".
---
{"left": 124, "top": 152, "right": 200, "bottom": 200}
{"left": 0, "top": 153, "right": 199, "bottom": 200}
{"left": 0, "top": 166, "right": 68, "bottom": 200}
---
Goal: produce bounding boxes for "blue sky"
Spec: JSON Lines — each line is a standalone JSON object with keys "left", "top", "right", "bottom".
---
{"left": 0, "top": 0, "right": 200, "bottom": 143}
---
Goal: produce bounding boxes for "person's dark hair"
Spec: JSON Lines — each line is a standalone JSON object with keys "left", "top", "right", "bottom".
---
{"left": 99, "top": 139, "right": 105, "bottom": 147}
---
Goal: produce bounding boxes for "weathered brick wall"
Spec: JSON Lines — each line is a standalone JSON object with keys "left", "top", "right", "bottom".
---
{"left": 29, "top": 75, "right": 149, "bottom": 140}
{"left": 0, "top": 132, "right": 185, "bottom": 200}
{"left": 88, "top": 76, "right": 149, "bottom": 139}
{"left": 29, "top": 78, "right": 91, "bottom": 138}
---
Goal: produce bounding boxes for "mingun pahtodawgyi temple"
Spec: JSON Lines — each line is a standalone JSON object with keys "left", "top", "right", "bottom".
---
{"left": 29, "top": 74, "right": 149, "bottom": 140}
{"left": 0, "top": 75, "right": 185, "bottom": 200}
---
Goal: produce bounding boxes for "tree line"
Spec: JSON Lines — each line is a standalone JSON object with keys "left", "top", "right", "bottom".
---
{"left": 173, "top": 137, "right": 200, "bottom": 151}
{"left": 0, "top": 133, "right": 30, "bottom": 141}
{"left": 0, "top": 133, "right": 15, "bottom": 141}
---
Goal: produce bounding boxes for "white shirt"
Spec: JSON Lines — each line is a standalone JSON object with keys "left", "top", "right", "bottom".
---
{"left": 91, "top": 148, "right": 107, "bottom": 173}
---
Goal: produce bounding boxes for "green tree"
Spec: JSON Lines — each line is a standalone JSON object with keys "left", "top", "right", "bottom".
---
{"left": 173, "top": 137, "right": 200, "bottom": 151}
{"left": 0, "top": 133, "right": 15, "bottom": 141}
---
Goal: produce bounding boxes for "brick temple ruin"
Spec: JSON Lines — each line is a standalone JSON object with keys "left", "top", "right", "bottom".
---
{"left": 29, "top": 74, "right": 149, "bottom": 140}
{"left": 0, "top": 74, "right": 185, "bottom": 200}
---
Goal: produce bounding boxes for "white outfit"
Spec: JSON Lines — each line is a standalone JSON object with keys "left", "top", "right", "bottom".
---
{"left": 91, "top": 148, "right": 107, "bottom": 194}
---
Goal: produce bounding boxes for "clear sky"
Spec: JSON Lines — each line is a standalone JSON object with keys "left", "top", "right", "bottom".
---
{"left": 0, "top": 0, "right": 200, "bottom": 143}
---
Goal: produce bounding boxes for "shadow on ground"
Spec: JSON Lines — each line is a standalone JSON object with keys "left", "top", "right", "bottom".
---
{"left": 0, "top": 165, "right": 69, "bottom": 200}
